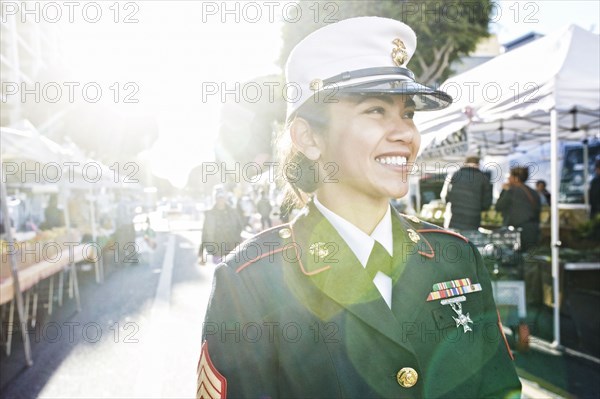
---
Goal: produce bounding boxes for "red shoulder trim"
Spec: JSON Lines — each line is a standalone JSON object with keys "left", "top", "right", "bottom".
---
{"left": 497, "top": 310, "right": 515, "bottom": 361}
{"left": 236, "top": 247, "right": 286, "bottom": 273}
{"left": 197, "top": 341, "right": 227, "bottom": 399}
{"left": 417, "top": 229, "right": 469, "bottom": 243}
{"left": 235, "top": 225, "right": 331, "bottom": 276}
{"left": 235, "top": 224, "right": 292, "bottom": 273}
{"left": 417, "top": 235, "right": 435, "bottom": 259}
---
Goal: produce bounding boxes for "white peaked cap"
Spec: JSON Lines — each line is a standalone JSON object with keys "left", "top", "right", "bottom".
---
{"left": 284, "top": 16, "right": 452, "bottom": 119}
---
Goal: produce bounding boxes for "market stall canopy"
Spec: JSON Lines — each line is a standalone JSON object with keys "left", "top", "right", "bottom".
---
{"left": 1, "top": 125, "right": 65, "bottom": 164}
{"left": 416, "top": 24, "right": 600, "bottom": 157}
{"left": 2, "top": 124, "right": 131, "bottom": 188}
{"left": 416, "top": 24, "right": 600, "bottom": 348}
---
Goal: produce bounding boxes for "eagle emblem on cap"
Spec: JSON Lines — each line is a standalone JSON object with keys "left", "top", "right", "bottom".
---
{"left": 391, "top": 38, "right": 408, "bottom": 66}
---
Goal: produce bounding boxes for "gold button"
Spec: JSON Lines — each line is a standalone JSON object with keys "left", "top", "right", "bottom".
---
{"left": 397, "top": 367, "right": 418, "bottom": 388}
{"left": 278, "top": 228, "right": 291, "bottom": 239}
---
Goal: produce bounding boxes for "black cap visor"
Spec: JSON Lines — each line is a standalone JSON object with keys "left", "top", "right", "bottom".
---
{"left": 334, "top": 80, "right": 452, "bottom": 111}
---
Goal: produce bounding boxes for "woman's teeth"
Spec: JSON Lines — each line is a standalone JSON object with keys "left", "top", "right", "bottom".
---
{"left": 376, "top": 156, "right": 407, "bottom": 166}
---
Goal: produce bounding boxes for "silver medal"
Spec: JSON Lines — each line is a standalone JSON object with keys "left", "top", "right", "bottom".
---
{"left": 450, "top": 302, "right": 473, "bottom": 333}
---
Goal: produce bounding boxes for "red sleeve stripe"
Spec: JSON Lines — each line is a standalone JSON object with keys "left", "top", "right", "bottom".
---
{"left": 497, "top": 310, "right": 515, "bottom": 361}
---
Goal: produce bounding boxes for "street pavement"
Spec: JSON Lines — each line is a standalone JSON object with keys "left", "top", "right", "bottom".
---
{"left": 1, "top": 218, "right": 598, "bottom": 398}
{"left": 0, "top": 225, "right": 211, "bottom": 398}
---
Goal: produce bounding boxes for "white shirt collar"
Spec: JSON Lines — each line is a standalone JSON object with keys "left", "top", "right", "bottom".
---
{"left": 313, "top": 197, "right": 393, "bottom": 267}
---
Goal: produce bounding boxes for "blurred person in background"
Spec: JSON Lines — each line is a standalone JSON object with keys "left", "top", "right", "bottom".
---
{"left": 444, "top": 155, "right": 492, "bottom": 231}
{"left": 40, "top": 194, "right": 64, "bottom": 230}
{"left": 0, "top": 199, "right": 11, "bottom": 236}
{"left": 256, "top": 189, "right": 273, "bottom": 230}
{"left": 114, "top": 192, "right": 137, "bottom": 263}
{"left": 495, "top": 166, "right": 542, "bottom": 252}
{"left": 590, "top": 158, "right": 600, "bottom": 218}
{"left": 197, "top": 17, "right": 520, "bottom": 398}
{"left": 235, "top": 192, "right": 254, "bottom": 228}
{"left": 198, "top": 188, "right": 244, "bottom": 265}
{"left": 535, "top": 180, "right": 551, "bottom": 206}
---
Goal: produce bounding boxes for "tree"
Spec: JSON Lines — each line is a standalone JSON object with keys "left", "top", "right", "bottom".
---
{"left": 216, "top": 74, "right": 286, "bottom": 166}
{"left": 218, "top": 1, "right": 493, "bottom": 165}
{"left": 279, "top": 0, "right": 493, "bottom": 84}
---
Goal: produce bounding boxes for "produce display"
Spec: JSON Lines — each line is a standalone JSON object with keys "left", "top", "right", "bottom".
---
{"left": 0, "top": 228, "right": 82, "bottom": 280}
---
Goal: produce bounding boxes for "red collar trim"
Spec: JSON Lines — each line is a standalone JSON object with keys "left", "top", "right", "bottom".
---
{"left": 290, "top": 226, "right": 332, "bottom": 276}
{"left": 235, "top": 246, "right": 286, "bottom": 273}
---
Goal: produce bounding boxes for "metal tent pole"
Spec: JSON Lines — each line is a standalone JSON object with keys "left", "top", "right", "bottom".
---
{"left": 0, "top": 168, "right": 33, "bottom": 366}
{"left": 88, "top": 187, "right": 102, "bottom": 283}
{"left": 550, "top": 108, "right": 561, "bottom": 347}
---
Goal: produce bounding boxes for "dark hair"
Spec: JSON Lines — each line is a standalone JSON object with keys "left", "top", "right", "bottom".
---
{"left": 536, "top": 180, "right": 546, "bottom": 187}
{"left": 277, "top": 98, "right": 332, "bottom": 207}
{"left": 510, "top": 167, "right": 529, "bottom": 183}
{"left": 465, "top": 156, "right": 480, "bottom": 164}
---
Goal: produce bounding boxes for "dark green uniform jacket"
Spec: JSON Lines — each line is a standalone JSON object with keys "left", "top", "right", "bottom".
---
{"left": 197, "top": 203, "right": 521, "bottom": 398}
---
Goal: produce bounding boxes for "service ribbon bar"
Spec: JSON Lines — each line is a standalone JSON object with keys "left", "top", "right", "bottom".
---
{"left": 426, "top": 283, "right": 482, "bottom": 301}
{"left": 432, "top": 278, "right": 471, "bottom": 292}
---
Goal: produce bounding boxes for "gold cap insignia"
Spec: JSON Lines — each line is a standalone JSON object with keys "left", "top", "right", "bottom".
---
{"left": 407, "top": 229, "right": 421, "bottom": 243}
{"left": 397, "top": 367, "right": 418, "bottom": 388}
{"left": 309, "top": 242, "right": 329, "bottom": 260}
{"left": 309, "top": 78, "right": 324, "bottom": 91}
{"left": 391, "top": 38, "right": 408, "bottom": 66}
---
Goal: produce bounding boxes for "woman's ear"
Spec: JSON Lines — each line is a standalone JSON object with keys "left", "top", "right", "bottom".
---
{"left": 290, "top": 118, "right": 322, "bottom": 161}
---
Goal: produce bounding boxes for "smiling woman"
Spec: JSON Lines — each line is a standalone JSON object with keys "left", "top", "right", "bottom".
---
{"left": 292, "top": 94, "right": 420, "bottom": 229}
{"left": 197, "top": 16, "right": 522, "bottom": 399}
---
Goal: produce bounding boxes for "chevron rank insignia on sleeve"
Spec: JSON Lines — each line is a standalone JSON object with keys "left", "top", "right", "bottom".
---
{"left": 197, "top": 341, "right": 227, "bottom": 399}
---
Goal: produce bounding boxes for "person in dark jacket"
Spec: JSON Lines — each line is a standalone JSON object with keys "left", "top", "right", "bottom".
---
{"left": 256, "top": 190, "right": 272, "bottom": 230}
{"left": 590, "top": 159, "right": 600, "bottom": 218}
{"left": 197, "top": 17, "right": 521, "bottom": 399}
{"left": 535, "top": 180, "right": 551, "bottom": 206}
{"left": 41, "top": 195, "right": 64, "bottom": 230}
{"left": 445, "top": 156, "right": 492, "bottom": 230}
{"left": 198, "top": 190, "right": 244, "bottom": 265}
{"left": 495, "top": 167, "right": 542, "bottom": 252}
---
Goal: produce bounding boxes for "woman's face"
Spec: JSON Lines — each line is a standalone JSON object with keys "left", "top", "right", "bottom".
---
{"left": 315, "top": 94, "right": 420, "bottom": 203}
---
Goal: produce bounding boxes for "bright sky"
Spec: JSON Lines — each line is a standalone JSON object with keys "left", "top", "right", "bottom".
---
{"left": 55, "top": 1, "right": 598, "bottom": 188}
{"left": 59, "top": 1, "right": 285, "bottom": 188}
{"left": 492, "top": 0, "right": 599, "bottom": 43}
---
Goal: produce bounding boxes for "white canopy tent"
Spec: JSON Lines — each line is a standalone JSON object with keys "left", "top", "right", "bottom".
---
{"left": 2, "top": 126, "right": 121, "bottom": 190}
{"left": 417, "top": 24, "right": 600, "bottom": 155}
{"left": 415, "top": 24, "right": 600, "bottom": 348}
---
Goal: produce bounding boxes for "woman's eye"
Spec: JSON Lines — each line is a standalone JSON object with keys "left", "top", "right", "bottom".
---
{"left": 403, "top": 110, "right": 415, "bottom": 120}
{"left": 365, "top": 107, "right": 385, "bottom": 115}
